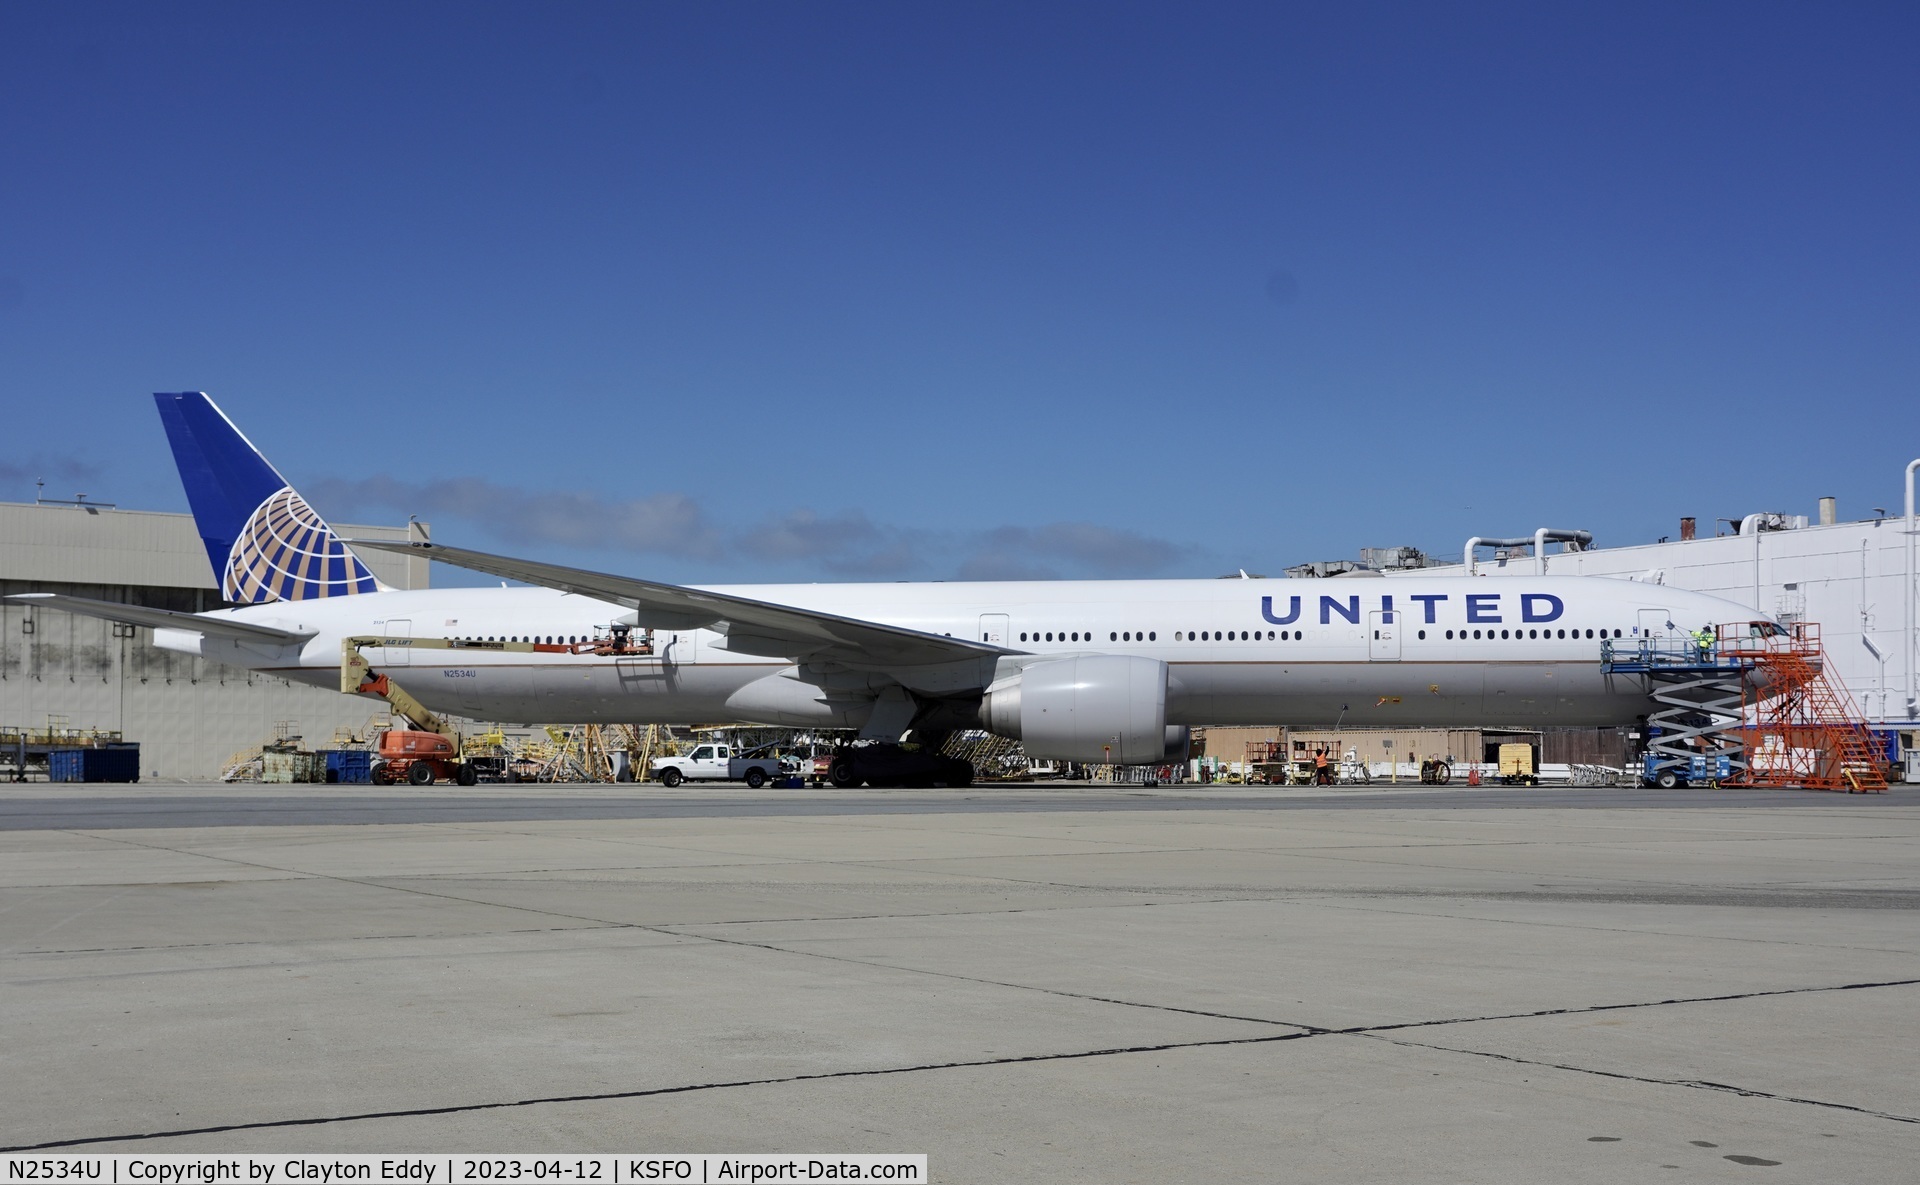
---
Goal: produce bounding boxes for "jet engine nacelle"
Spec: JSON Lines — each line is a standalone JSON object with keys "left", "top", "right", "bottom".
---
{"left": 983, "top": 655, "right": 1170, "bottom": 764}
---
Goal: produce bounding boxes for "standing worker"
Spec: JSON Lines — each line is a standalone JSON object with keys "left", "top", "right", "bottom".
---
{"left": 1314, "top": 748, "right": 1331, "bottom": 785}
{"left": 1694, "top": 625, "right": 1715, "bottom": 661}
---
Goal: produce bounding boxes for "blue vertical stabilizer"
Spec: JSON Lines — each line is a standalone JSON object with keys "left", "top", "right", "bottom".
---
{"left": 153, "top": 392, "right": 379, "bottom": 602}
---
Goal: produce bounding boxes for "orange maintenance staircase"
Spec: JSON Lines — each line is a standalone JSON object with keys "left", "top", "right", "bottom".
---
{"left": 1717, "top": 623, "right": 1888, "bottom": 793}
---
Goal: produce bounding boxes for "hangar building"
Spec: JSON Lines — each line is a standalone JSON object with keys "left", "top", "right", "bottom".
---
{"left": 1409, "top": 493, "right": 1917, "bottom": 730}
{"left": 1, "top": 498, "right": 428, "bottom": 780}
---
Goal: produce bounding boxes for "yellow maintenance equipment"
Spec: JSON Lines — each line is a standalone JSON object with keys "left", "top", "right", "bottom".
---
{"left": 1498, "top": 742, "right": 1538, "bottom": 786}
{"left": 340, "top": 634, "right": 565, "bottom": 745}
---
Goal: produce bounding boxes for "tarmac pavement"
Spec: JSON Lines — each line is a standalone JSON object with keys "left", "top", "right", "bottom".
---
{"left": 2, "top": 782, "right": 1916, "bottom": 1182}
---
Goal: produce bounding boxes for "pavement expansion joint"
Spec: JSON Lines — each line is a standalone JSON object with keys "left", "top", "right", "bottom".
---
{"left": 1345, "top": 975, "right": 1920, "bottom": 1036}
{"left": 1365, "top": 1033, "right": 1920, "bottom": 1126}
{"left": 11, "top": 975, "right": 1917, "bottom": 1151}
{"left": 1, "top": 1030, "right": 1324, "bottom": 1153}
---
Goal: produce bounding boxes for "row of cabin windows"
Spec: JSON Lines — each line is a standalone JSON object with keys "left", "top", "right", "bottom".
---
{"left": 450, "top": 626, "right": 1625, "bottom": 648}
{"left": 1013, "top": 627, "right": 1628, "bottom": 645}
{"left": 1430, "top": 627, "right": 1623, "bottom": 641}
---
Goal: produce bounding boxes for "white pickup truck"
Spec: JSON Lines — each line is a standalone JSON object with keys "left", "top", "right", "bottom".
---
{"left": 650, "top": 743, "right": 786, "bottom": 788}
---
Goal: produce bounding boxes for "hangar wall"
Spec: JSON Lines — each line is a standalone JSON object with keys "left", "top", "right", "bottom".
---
{"left": 1414, "top": 511, "right": 1916, "bottom": 726}
{"left": 0, "top": 501, "right": 427, "bottom": 780}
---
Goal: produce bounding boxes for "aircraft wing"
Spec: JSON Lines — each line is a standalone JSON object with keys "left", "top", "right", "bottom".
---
{"left": 5, "top": 593, "right": 315, "bottom": 645}
{"left": 345, "top": 539, "right": 1017, "bottom": 667}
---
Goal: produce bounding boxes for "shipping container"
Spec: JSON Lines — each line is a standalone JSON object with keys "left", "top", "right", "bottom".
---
{"left": 261, "top": 750, "right": 324, "bottom": 783}
{"left": 48, "top": 745, "right": 141, "bottom": 783}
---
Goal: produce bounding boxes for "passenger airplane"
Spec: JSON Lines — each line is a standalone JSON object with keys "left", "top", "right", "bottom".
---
{"left": 13, "top": 393, "right": 1765, "bottom": 766}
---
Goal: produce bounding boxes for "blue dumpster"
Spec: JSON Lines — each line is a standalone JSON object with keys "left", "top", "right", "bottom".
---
{"left": 48, "top": 746, "right": 141, "bottom": 783}
{"left": 323, "top": 749, "right": 373, "bottom": 784}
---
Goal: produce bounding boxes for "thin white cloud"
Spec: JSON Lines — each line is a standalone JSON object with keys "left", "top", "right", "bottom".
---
{"left": 309, "top": 476, "right": 721, "bottom": 560}
{"left": 0, "top": 454, "right": 104, "bottom": 491}
{"left": 307, "top": 476, "right": 1191, "bottom": 580}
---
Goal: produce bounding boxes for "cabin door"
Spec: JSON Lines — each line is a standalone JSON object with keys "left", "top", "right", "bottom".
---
{"left": 383, "top": 619, "right": 412, "bottom": 666}
{"left": 1368, "top": 610, "right": 1400, "bottom": 660}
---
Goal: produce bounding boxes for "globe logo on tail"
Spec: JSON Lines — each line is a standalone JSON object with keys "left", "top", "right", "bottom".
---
{"left": 223, "top": 487, "right": 379, "bottom": 602}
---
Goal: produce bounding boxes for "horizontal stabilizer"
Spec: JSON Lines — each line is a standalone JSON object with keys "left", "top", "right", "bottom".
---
{"left": 6, "top": 594, "right": 314, "bottom": 645}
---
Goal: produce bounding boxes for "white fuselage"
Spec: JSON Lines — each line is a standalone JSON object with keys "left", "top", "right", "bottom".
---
{"left": 156, "top": 575, "right": 1753, "bottom": 730}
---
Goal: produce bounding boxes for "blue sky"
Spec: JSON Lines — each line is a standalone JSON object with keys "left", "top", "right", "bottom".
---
{"left": 2, "top": 2, "right": 1916, "bottom": 586}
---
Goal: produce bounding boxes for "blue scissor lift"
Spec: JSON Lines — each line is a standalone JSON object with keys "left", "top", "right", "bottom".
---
{"left": 1601, "top": 637, "right": 1751, "bottom": 788}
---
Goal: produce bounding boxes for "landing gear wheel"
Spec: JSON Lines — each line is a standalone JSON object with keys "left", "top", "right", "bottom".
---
{"left": 659, "top": 767, "right": 683, "bottom": 788}
{"left": 828, "top": 758, "right": 861, "bottom": 789}
{"left": 1655, "top": 770, "right": 1682, "bottom": 790}
{"left": 456, "top": 763, "right": 478, "bottom": 787}
{"left": 407, "top": 762, "right": 435, "bottom": 786}
{"left": 744, "top": 767, "right": 767, "bottom": 789}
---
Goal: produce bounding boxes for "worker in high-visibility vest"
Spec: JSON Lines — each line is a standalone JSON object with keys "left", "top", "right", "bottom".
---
{"left": 1694, "top": 627, "right": 1715, "bottom": 661}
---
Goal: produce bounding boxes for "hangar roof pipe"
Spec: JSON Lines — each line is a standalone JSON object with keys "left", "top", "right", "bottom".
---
{"left": 1464, "top": 529, "right": 1593, "bottom": 576}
